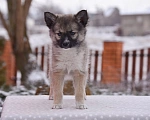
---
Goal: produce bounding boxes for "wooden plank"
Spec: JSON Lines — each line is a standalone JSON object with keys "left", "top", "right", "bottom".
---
{"left": 147, "top": 48, "right": 150, "bottom": 73}
{"left": 139, "top": 49, "right": 144, "bottom": 80}
{"left": 124, "top": 52, "right": 129, "bottom": 81}
{"left": 35, "top": 47, "right": 38, "bottom": 60}
{"left": 94, "top": 51, "right": 98, "bottom": 81}
{"left": 132, "top": 51, "right": 136, "bottom": 80}
{"left": 41, "top": 46, "right": 45, "bottom": 70}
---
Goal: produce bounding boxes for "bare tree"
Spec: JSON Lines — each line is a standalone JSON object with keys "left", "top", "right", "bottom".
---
{"left": 0, "top": 0, "right": 32, "bottom": 84}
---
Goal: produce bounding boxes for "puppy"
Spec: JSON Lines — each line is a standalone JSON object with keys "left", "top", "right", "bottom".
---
{"left": 44, "top": 10, "right": 89, "bottom": 109}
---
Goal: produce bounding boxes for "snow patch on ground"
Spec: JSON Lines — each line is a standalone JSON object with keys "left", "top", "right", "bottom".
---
{"left": 28, "top": 70, "right": 49, "bottom": 85}
{"left": 29, "top": 33, "right": 51, "bottom": 51}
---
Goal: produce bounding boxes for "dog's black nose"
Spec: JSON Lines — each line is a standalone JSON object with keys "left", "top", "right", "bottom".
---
{"left": 62, "top": 41, "right": 70, "bottom": 49}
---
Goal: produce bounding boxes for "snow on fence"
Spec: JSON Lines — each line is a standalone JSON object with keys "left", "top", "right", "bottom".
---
{"left": 34, "top": 44, "right": 150, "bottom": 84}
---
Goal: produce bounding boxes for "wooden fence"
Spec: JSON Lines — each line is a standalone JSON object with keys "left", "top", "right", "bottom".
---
{"left": 34, "top": 44, "right": 150, "bottom": 84}
{"left": 122, "top": 48, "right": 150, "bottom": 83}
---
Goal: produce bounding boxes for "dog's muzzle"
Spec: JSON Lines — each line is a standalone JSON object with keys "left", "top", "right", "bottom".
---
{"left": 62, "top": 40, "right": 70, "bottom": 49}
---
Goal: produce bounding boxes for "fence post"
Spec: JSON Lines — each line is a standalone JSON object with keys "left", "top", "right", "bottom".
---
{"left": 139, "top": 49, "right": 144, "bottom": 80}
{"left": 41, "top": 46, "right": 45, "bottom": 70}
{"left": 147, "top": 48, "right": 150, "bottom": 73}
{"left": 35, "top": 47, "right": 38, "bottom": 60}
{"left": 124, "top": 52, "right": 129, "bottom": 82}
{"left": 94, "top": 51, "right": 99, "bottom": 81}
{"left": 101, "top": 41, "right": 123, "bottom": 84}
{"left": 132, "top": 51, "right": 136, "bottom": 81}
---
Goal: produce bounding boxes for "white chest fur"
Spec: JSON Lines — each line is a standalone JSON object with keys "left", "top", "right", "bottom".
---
{"left": 52, "top": 47, "right": 86, "bottom": 73}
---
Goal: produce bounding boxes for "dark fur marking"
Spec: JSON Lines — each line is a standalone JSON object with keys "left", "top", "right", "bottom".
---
{"left": 56, "top": 31, "right": 78, "bottom": 48}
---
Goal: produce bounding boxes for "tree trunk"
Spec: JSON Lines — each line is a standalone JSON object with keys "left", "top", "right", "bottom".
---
{"left": 0, "top": 0, "right": 32, "bottom": 85}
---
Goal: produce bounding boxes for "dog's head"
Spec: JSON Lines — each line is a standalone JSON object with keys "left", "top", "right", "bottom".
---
{"left": 44, "top": 10, "right": 88, "bottom": 49}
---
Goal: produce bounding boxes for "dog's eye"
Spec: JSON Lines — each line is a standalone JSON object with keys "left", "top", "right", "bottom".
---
{"left": 70, "top": 31, "right": 76, "bottom": 36}
{"left": 56, "top": 32, "right": 62, "bottom": 36}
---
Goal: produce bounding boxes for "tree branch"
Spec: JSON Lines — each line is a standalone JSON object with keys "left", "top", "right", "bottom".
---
{"left": 7, "top": 0, "right": 16, "bottom": 43}
{"left": 0, "top": 10, "right": 12, "bottom": 40}
{"left": 23, "top": 0, "right": 32, "bottom": 52}
{"left": 23, "top": 0, "right": 32, "bottom": 20}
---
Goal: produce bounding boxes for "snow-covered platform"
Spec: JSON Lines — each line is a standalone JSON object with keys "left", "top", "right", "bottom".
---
{"left": 1, "top": 95, "right": 150, "bottom": 120}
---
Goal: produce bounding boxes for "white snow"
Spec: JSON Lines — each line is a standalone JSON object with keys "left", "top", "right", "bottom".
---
{"left": 29, "top": 33, "right": 51, "bottom": 51}
{"left": 87, "top": 34, "right": 150, "bottom": 52}
{"left": 28, "top": 70, "right": 49, "bottom": 85}
{"left": 16, "top": 71, "right": 21, "bottom": 88}
{"left": 0, "top": 91, "right": 9, "bottom": 97}
{"left": 1, "top": 95, "right": 150, "bottom": 120}
{"left": 86, "top": 26, "right": 150, "bottom": 52}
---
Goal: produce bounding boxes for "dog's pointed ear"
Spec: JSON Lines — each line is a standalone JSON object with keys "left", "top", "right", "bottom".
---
{"left": 75, "top": 10, "right": 89, "bottom": 27}
{"left": 44, "top": 12, "right": 57, "bottom": 29}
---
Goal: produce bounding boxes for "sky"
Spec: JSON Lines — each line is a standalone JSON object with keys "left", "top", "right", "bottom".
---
{"left": 33, "top": 0, "right": 150, "bottom": 14}
{"left": 0, "top": 0, "right": 150, "bottom": 14}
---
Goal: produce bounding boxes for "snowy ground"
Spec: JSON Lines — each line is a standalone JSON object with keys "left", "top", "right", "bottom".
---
{"left": 0, "top": 86, "right": 35, "bottom": 116}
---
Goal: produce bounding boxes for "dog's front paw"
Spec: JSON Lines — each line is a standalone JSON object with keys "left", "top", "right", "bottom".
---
{"left": 76, "top": 104, "right": 87, "bottom": 109}
{"left": 52, "top": 104, "right": 63, "bottom": 109}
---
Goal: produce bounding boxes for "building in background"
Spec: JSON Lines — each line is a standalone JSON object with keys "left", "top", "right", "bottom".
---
{"left": 89, "top": 7, "right": 121, "bottom": 27}
{"left": 121, "top": 13, "right": 150, "bottom": 36}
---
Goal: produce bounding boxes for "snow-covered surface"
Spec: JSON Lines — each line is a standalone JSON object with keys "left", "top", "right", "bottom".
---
{"left": 28, "top": 70, "right": 49, "bottom": 85}
{"left": 121, "top": 35, "right": 150, "bottom": 51}
{"left": 0, "top": 86, "right": 36, "bottom": 116}
{"left": 27, "top": 53, "right": 50, "bottom": 86}
{"left": 87, "top": 34, "right": 150, "bottom": 52}
{"left": 86, "top": 26, "right": 150, "bottom": 51}
{"left": 29, "top": 33, "right": 51, "bottom": 51}
{"left": 1, "top": 95, "right": 150, "bottom": 120}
